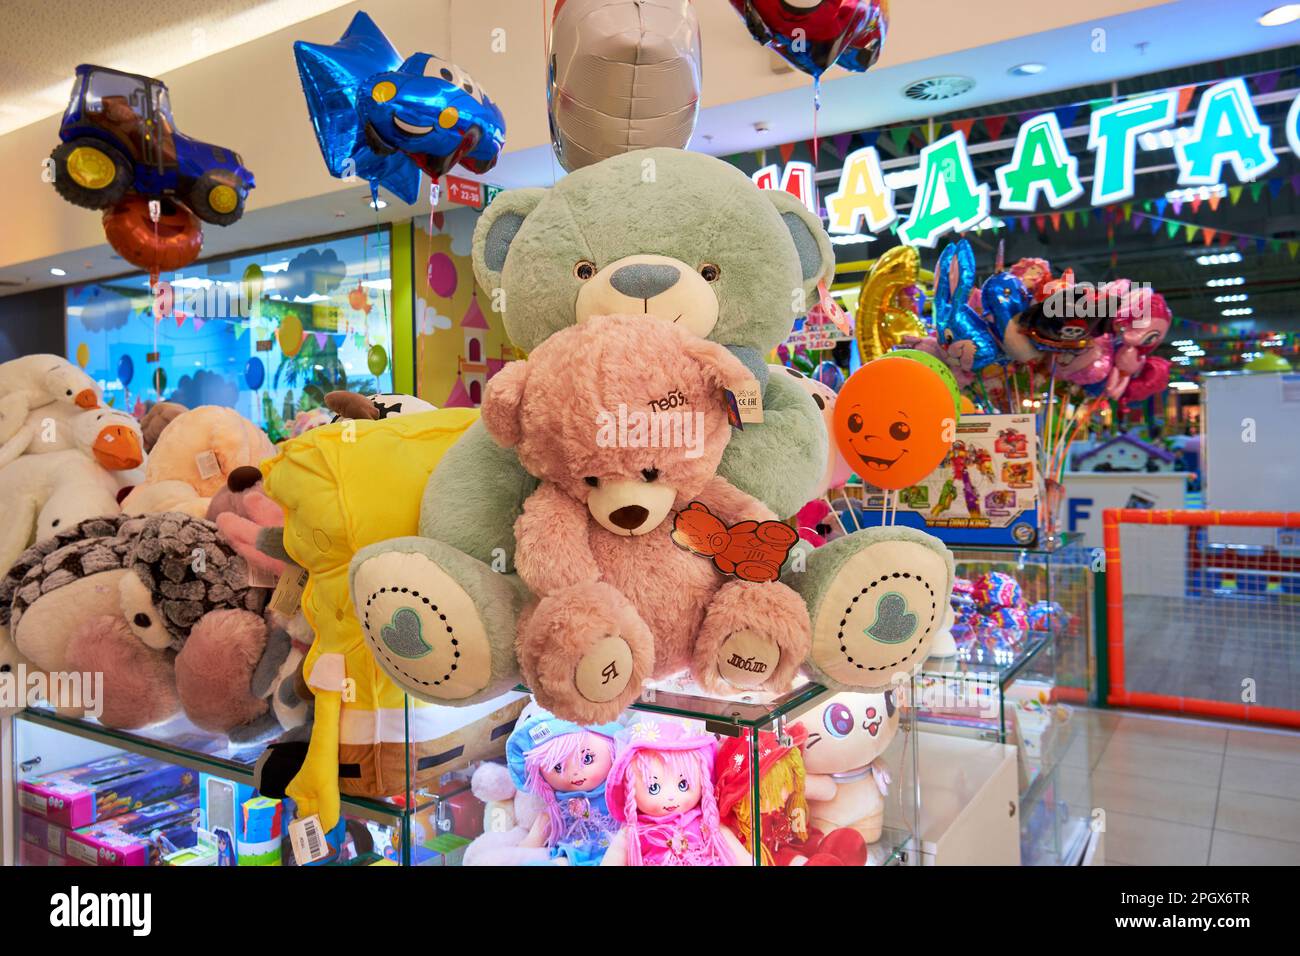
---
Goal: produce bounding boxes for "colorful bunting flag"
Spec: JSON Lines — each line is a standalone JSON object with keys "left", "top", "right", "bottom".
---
{"left": 1229, "top": 186, "right": 1243, "bottom": 205}
{"left": 1250, "top": 182, "right": 1264, "bottom": 202}
{"left": 1184, "top": 224, "right": 1198, "bottom": 242}
{"left": 1202, "top": 228, "right": 1216, "bottom": 246}
{"left": 984, "top": 115, "right": 1008, "bottom": 140}
{"left": 889, "top": 126, "right": 914, "bottom": 153}
{"left": 1176, "top": 85, "right": 1196, "bottom": 114}
{"left": 1255, "top": 71, "right": 1282, "bottom": 95}
{"left": 778, "top": 142, "right": 795, "bottom": 164}
{"left": 951, "top": 118, "right": 975, "bottom": 139}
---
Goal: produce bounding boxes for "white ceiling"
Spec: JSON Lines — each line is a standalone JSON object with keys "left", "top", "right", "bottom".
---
{"left": 2, "top": 0, "right": 1295, "bottom": 295}
{"left": 0, "top": 0, "right": 355, "bottom": 136}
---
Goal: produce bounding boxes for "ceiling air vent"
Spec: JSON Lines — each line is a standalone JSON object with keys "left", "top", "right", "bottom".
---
{"left": 902, "top": 75, "right": 975, "bottom": 103}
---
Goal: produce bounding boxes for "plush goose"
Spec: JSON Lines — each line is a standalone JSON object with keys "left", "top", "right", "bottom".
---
{"left": 0, "top": 355, "right": 100, "bottom": 444}
{"left": 0, "top": 409, "right": 144, "bottom": 578}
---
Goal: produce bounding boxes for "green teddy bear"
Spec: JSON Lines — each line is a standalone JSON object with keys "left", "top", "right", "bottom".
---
{"left": 349, "top": 148, "right": 953, "bottom": 710}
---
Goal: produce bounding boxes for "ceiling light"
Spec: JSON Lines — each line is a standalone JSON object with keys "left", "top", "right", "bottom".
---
{"left": 49, "top": 267, "right": 66, "bottom": 277}
{"left": 1171, "top": 339, "right": 1194, "bottom": 347}
{"left": 829, "top": 233, "right": 878, "bottom": 245}
{"left": 1196, "top": 251, "right": 1243, "bottom": 266}
{"left": 1259, "top": 5, "right": 1300, "bottom": 26}
{"left": 1206, "top": 276, "right": 1245, "bottom": 287}
{"left": 1167, "top": 184, "right": 1225, "bottom": 203}
{"left": 1009, "top": 63, "right": 1046, "bottom": 76}
{"left": 1213, "top": 294, "right": 1248, "bottom": 303}
{"left": 1169, "top": 382, "right": 1200, "bottom": 392}
{"left": 369, "top": 199, "right": 388, "bottom": 210}
{"left": 1221, "top": 307, "right": 1254, "bottom": 316}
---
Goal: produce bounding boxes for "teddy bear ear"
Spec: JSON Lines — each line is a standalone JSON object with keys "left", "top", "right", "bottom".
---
{"left": 479, "top": 359, "right": 530, "bottom": 449}
{"left": 763, "top": 188, "right": 835, "bottom": 303}
{"left": 680, "top": 335, "right": 760, "bottom": 405}
{"left": 472, "top": 188, "right": 547, "bottom": 292}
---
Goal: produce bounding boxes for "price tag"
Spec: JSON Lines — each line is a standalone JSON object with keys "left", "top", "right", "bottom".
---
{"left": 194, "top": 450, "right": 220, "bottom": 481}
{"left": 269, "top": 567, "right": 309, "bottom": 616}
{"left": 728, "top": 379, "right": 763, "bottom": 425}
{"left": 248, "top": 562, "right": 279, "bottom": 589}
{"left": 289, "top": 814, "right": 329, "bottom": 865}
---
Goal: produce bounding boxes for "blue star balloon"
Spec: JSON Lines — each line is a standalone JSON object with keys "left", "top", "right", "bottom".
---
{"left": 294, "top": 12, "right": 506, "bottom": 205}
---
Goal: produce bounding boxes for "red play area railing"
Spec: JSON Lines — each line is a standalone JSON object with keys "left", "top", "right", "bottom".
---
{"left": 1104, "top": 509, "right": 1300, "bottom": 728}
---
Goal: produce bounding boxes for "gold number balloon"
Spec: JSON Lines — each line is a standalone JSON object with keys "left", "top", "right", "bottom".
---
{"left": 854, "top": 244, "right": 926, "bottom": 362}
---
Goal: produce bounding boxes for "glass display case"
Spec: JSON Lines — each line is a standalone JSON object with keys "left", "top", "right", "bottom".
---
{"left": 7, "top": 674, "right": 920, "bottom": 867}
{"left": 914, "top": 536, "right": 1095, "bottom": 866}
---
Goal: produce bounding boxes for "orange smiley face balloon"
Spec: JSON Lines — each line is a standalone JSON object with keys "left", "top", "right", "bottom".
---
{"left": 833, "top": 355, "right": 959, "bottom": 490}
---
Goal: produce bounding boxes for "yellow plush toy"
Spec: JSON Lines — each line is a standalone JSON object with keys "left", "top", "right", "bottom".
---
{"left": 261, "top": 408, "right": 525, "bottom": 831}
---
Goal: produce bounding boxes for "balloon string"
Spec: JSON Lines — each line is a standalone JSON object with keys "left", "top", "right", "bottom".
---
{"left": 824, "top": 494, "right": 850, "bottom": 537}
{"left": 811, "top": 84, "right": 820, "bottom": 166}
{"left": 839, "top": 490, "right": 860, "bottom": 532}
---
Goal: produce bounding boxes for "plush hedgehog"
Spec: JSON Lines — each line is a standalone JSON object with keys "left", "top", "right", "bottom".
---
{"left": 60, "top": 513, "right": 274, "bottom": 732}
{"left": 0, "top": 514, "right": 177, "bottom": 725}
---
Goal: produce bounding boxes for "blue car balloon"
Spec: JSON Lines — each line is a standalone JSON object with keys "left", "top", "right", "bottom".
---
{"left": 294, "top": 12, "right": 506, "bottom": 204}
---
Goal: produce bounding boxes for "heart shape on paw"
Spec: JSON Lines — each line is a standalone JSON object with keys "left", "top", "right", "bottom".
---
{"left": 381, "top": 606, "right": 433, "bottom": 659}
{"left": 865, "top": 592, "right": 917, "bottom": 645}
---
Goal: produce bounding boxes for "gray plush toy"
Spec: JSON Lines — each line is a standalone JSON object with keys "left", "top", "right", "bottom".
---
{"left": 349, "top": 148, "right": 955, "bottom": 711}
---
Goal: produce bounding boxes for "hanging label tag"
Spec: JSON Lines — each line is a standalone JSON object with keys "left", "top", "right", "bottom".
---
{"left": 269, "top": 566, "right": 309, "bottom": 616}
{"left": 725, "top": 379, "right": 763, "bottom": 425}
{"left": 289, "top": 814, "right": 329, "bottom": 865}
{"left": 194, "top": 450, "right": 220, "bottom": 480}
{"left": 248, "top": 562, "right": 279, "bottom": 589}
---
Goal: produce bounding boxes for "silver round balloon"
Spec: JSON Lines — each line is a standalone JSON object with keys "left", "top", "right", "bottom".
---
{"left": 548, "top": 0, "right": 702, "bottom": 172}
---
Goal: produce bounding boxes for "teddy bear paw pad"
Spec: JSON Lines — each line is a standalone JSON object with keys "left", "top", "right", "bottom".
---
{"left": 573, "top": 636, "right": 633, "bottom": 704}
{"left": 354, "top": 550, "right": 491, "bottom": 702}
{"left": 810, "top": 538, "right": 950, "bottom": 687}
{"left": 716, "top": 629, "right": 781, "bottom": 689}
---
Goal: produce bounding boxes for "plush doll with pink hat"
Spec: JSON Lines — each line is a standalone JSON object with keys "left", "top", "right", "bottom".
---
{"left": 602, "top": 716, "right": 750, "bottom": 866}
{"left": 478, "top": 314, "right": 811, "bottom": 724}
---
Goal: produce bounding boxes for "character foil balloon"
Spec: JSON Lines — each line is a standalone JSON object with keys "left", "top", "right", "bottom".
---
{"left": 548, "top": 0, "right": 702, "bottom": 172}
{"left": 295, "top": 11, "right": 506, "bottom": 204}
{"left": 730, "top": 0, "right": 888, "bottom": 79}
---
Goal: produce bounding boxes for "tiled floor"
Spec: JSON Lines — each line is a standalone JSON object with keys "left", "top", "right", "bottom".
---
{"left": 1062, "top": 707, "right": 1300, "bottom": 865}
{"left": 1122, "top": 595, "right": 1300, "bottom": 712}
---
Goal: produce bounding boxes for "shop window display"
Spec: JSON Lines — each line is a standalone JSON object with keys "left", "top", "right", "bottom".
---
{"left": 64, "top": 229, "right": 395, "bottom": 439}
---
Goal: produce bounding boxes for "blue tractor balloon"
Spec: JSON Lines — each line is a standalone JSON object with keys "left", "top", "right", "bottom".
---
{"left": 294, "top": 12, "right": 506, "bottom": 204}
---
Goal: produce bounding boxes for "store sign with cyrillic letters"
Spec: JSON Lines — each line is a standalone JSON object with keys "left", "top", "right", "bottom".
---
{"left": 754, "top": 77, "right": 1293, "bottom": 249}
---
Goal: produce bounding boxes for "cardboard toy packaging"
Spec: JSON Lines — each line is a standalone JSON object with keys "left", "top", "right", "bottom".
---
{"left": 65, "top": 794, "right": 201, "bottom": 866}
{"left": 21, "top": 810, "right": 70, "bottom": 857}
{"left": 18, "top": 753, "right": 196, "bottom": 828}
{"left": 19, "top": 842, "right": 67, "bottom": 866}
{"left": 197, "top": 773, "right": 284, "bottom": 865}
{"left": 854, "top": 414, "right": 1041, "bottom": 547}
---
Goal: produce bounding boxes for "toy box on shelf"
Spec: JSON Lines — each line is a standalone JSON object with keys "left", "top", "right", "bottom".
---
{"left": 842, "top": 414, "right": 1041, "bottom": 548}
{"left": 10, "top": 675, "right": 922, "bottom": 867}
{"left": 913, "top": 536, "right": 1095, "bottom": 866}
{"left": 8, "top": 694, "right": 527, "bottom": 867}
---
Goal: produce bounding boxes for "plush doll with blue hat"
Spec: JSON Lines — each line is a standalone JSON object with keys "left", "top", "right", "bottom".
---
{"left": 502, "top": 704, "right": 624, "bottom": 866}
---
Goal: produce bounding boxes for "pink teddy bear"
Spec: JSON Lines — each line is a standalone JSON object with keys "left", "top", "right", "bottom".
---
{"left": 481, "top": 315, "right": 812, "bottom": 724}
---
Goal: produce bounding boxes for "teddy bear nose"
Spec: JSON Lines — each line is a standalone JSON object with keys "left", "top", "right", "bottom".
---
{"left": 609, "top": 505, "right": 650, "bottom": 530}
{"left": 609, "top": 263, "right": 680, "bottom": 300}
